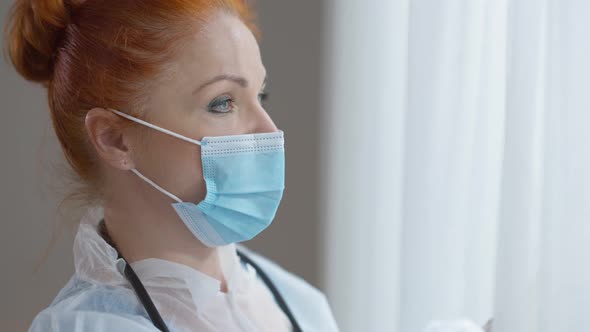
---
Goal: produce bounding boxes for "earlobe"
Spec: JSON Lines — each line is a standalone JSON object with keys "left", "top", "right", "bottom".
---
{"left": 85, "top": 107, "right": 136, "bottom": 171}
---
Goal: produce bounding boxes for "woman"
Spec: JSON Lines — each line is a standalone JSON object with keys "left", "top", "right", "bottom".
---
{"left": 5, "top": 0, "right": 339, "bottom": 331}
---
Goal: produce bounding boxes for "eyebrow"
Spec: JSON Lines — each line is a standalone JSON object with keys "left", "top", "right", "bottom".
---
{"left": 194, "top": 74, "right": 267, "bottom": 94}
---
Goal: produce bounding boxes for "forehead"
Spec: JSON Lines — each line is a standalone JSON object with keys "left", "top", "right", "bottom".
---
{"left": 171, "top": 12, "right": 263, "bottom": 82}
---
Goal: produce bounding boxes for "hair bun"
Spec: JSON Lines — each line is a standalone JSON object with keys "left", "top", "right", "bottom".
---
{"left": 4, "top": 0, "right": 72, "bottom": 85}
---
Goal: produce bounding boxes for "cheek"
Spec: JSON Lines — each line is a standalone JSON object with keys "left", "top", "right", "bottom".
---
{"left": 167, "top": 142, "right": 206, "bottom": 203}
{"left": 134, "top": 131, "right": 207, "bottom": 203}
{"left": 174, "top": 144, "right": 207, "bottom": 203}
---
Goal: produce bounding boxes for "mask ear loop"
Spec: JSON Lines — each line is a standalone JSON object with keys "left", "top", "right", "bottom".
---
{"left": 106, "top": 108, "right": 194, "bottom": 204}
{"left": 108, "top": 108, "right": 202, "bottom": 146}
{"left": 131, "top": 168, "right": 183, "bottom": 204}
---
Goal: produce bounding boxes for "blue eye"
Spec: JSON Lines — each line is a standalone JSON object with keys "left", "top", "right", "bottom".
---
{"left": 258, "top": 92, "right": 269, "bottom": 105}
{"left": 207, "top": 96, "right": 235, "bottom": 114}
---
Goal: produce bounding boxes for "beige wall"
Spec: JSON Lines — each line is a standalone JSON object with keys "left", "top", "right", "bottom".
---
{"left": 0, "top": 1, "right": 324, "bottom": 330}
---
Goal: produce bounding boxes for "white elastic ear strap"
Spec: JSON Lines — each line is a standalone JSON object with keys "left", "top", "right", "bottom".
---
{"left": 131, "top": 168, "right": 183, "bottom": 204}
{"left": 108, "top": 108, "right": 201, "bottom": 146}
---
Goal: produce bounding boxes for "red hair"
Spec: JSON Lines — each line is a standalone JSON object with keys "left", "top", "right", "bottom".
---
{"left": 4, "top": 0, "right": 259, "bottom": 195}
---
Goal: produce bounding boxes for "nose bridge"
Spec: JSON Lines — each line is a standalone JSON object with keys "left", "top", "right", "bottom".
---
{"left": 248, "top": 103, "right": 278, "bottom": 133}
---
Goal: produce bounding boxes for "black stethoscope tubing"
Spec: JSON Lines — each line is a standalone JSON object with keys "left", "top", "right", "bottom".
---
{"left": 120, "top": 249, "right": 303, "bottom": 332}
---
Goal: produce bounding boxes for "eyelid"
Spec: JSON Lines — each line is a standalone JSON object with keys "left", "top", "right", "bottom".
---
{"left": 209, "top": 95, "right": 231, "bottom": 106}
{"left": 207, "top": 95, "right": 234, "bottom": 113}
{"left": 205, "top": 82, "right": 268, "bottom": 113}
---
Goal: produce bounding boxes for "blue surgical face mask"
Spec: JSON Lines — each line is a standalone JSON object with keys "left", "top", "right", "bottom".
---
{"left": 109, "top": 108, "right": 285, "bottom": 247}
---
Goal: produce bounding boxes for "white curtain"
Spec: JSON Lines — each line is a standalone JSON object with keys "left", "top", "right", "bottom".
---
{"left": 320, "top": 0, "right": 590, "bottom": 331}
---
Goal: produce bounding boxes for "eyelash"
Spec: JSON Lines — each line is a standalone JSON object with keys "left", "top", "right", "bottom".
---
{"left": 207, "top": 95, "right": 234, "bottom": 114}
{"left": 207, "top": 92, "right": 269, "bottom": 114}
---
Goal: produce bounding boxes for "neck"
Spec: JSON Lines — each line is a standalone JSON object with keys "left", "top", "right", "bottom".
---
{"left": 102, "top": 187, "right": 229, "bottom": 292}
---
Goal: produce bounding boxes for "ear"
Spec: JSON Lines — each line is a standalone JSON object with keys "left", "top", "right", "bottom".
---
{"left": 85, "top": 107, "right": 136, "bottom": 171}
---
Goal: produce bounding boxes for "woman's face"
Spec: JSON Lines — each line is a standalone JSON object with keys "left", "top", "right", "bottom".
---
{"left": 128, "top": 11, "right": 276, "bottom": 204}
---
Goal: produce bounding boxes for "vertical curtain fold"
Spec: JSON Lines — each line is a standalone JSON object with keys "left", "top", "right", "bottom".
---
{"left": 322, "top": 0, "right": 590, "bottom": 331}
